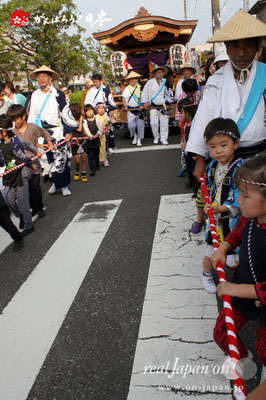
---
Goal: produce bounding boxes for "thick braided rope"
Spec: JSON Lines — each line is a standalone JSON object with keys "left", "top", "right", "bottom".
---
{"left": 0, "top": 138, "right": 69, "bottom": 179}
{"left": 200, "top": 176, "right": 247, "bottom": 400}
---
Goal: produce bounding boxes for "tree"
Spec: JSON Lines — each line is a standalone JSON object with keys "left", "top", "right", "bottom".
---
{"left": 0, "top": 0, "right": 90, "bottom": 87}
{"left": 85, "top": 37, "right": 113, "bottom": 85}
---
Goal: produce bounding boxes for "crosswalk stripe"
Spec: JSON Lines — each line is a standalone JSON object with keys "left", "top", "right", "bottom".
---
{"left": 0, "top": 200, "right": 122, "bottom": 400}
{"left": 114, "top": 144, "right": 181, "bottom": 153}
{"left": 127, "top": 194, "right": 232, "bottom": 399}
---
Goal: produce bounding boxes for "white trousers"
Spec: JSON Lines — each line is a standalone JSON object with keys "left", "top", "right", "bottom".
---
{"left": 127, "top": 116, "right": 145, "bottom": 139}
{"left": 149, "top": 109, "right": 169, "bottom": 143}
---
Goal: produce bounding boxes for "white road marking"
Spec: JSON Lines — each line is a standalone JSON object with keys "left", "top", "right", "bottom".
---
{"left": 127, "top": 194, "right": 232, "bottom": 399}
{"left": 114, "top": 144, "right": 181, "bottom": 154}
{"left": 0, "top": 200, "right": 122, "bottom": 400}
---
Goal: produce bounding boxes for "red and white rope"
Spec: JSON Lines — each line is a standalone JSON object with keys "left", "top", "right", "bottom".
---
{"left": 0, "top": 138, "right": 69, "bottom": 179}
{"left": 200, "top": 175, "right": 247, "bottom": 400}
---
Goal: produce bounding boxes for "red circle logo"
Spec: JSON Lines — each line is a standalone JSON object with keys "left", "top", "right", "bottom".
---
{"left": 10, "top": 10, "right": 31, "bottom": 27}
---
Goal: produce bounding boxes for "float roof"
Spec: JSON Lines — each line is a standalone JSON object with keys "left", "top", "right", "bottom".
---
{"left": 93, "top": 7, "right": 198, "bottom": 53}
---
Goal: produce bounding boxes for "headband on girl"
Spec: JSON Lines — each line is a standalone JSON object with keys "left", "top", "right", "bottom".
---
{"left": 240, "top": 178, "right": 266, "bottom": 187}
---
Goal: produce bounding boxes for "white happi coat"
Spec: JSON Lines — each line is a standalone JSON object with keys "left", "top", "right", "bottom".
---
{"left": 141, "top": 78, "right": 174, "bottom": 106}
{"left": 122, "top": 85, "right": 142, "bottom": 123}
{"left": 84, "top": 85, "right": 116, "bottom": 113}
{"left": 186, "top": 60, "right": 266, "bottom": 157}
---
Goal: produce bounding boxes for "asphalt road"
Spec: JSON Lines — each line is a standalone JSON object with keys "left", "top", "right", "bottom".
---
{"left": 0, "top": 127, "right": 261, "bottom": 399}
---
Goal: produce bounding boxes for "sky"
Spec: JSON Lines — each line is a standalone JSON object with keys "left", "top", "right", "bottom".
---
{"left": 73, "top": 0, "right": 258, "bottom": 46}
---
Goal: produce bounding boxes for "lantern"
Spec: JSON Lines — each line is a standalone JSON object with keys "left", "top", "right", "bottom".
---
{"left": 110, "top": 51, "right": 128, "bottom": 79}
{"left": 169, "top": 45, "right": 187, "bottom": 72}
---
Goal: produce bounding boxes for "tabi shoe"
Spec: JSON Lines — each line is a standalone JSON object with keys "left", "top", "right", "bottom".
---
{"left": 153, "top": 138, "right": 159, "bottom": 144}
{"left": 19, "top": 215, "right": 25, "bottom": 230}
{"left": 61, "top": 187, "right": 71, "bottom": 196}
{"left": 81, "top": 175, "right": 88, "bottom": 182}
{"left": 137, "top": 139, "right": 142, "bottom": 147}
{"left": 108, "top": 148, "right": 115, "bottom": 154}
{"left": 37, "top": 209, "right": 46, "bottom": 218}
{"left": 201, "top": 271, "right": 217, "bottom": 294}
{"left": 190, "top": 222, "right": 202, "bottom": 234}
{"left": 13, "top": 239, "right": 23, "bottom": 252}
{"left": 48, "top": 184, "right": 56, "bottom": 194}
{"left": 21, "top": 227, "right": 34, "bottom": 237}
{"left": 103, "top": 160, "right": 110, "bottom": 167}
{"left": 74, "top": 171, "right": 80, "bottom": 181}
{"left": 161, "top": 140, "right": 169, "bottom": 145}
{"left": 132, "top": 134, "right": 138, "bottom": 145}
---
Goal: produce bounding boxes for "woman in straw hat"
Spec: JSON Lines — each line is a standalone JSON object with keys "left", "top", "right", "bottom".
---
{"left": 186, "top": 9, "right": 266, "bottom": 181}
{"left": 122, "top": 71, "right": 145, "bottom": 147}
{"left": 28, "top": 65, "right": 73, "bottom": 196}
{"left": 141, "top": 64, "right": 174, "bottom": 145}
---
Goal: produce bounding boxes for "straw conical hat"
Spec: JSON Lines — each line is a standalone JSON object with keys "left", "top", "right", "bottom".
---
{"left": 29, "top": 65, "right": 59, "bottom": 81}
{"left": 178, "top": 63, "right": 196, "bottom": 75}
{"left": 207, "top": 9, "right": 266, "bottom": 43}
{"left": 150, "top": 64, "right": 168, "bottom": 77}
{"left": 124, "top": 71, "right": 142, "bottom": 80}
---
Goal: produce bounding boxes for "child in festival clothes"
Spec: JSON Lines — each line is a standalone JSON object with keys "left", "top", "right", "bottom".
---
{"left": 201, "top": 118, "right": 244, "bottom": 294}
{"left": 83, "top": 104, "right": 102, "bottom": 176}
{"left": 7, "top": 104, "right": 54, "bottom": 218}
{"left": 0, "top": 115, "right": 37, "bottom": 237}
{"left": 211, "top": 153, "right": 266, "bottom": 383}
{"left": 63, "top": 103, "right": 87, "bottom": 182}
{"left": 95, "top": 102, "right": 110, "bottom": 167}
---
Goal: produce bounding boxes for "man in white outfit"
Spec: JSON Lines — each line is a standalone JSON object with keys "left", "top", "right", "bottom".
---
{"left": 141, "top": 65, "right": 174, "bottom": 145}
{"left": 186, "top": 9, "right": 266, "bottom": 180}
{"left": 122, "top": 71, "right": 145, "bottom": 147}
{"left": 174, "top": 64, "right": 196, "bottom": 101}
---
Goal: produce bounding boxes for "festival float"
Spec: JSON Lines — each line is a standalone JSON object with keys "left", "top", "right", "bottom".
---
{"left": 93, "top": 7, "right": 198, "bottom": 124}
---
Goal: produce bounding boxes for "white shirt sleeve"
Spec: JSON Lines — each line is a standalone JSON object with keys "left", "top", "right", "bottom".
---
{"left": 141, "top": 81, "right": 150, "bottom": 104}
{"left": 174, "top": 80, "right": 183, "bottom": 101}
{"left": 186, "top": 82, "right": 218, "bottom": 158}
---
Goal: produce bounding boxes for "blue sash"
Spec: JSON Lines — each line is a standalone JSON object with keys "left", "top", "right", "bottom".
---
{"left": 93, "top": 84, "right": 104, "bottom": 106}
{"left": 151, "top": 79, "right": 166, "bottom": 102}
{"left": 132, "top": 90, "right": 141, "bottom": 106}
{"left": 34, "top": 92, "right": 51, "bottom": 128}
{"left": 237, "top": 62, "right": 266, "bottom": 134}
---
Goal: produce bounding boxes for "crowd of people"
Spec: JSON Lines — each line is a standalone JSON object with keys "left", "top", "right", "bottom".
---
{"left": 0, "top": 8, "right": 266, "bottom": 396}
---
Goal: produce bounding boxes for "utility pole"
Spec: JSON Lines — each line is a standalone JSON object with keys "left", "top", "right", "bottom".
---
{"left": 211, "top": 0, "right": 221, "bottom": 54}
{"left": 243, "top": 0, "right": 249, "bottom": 12}
{"left": 184, "top": 0, "right": 189, "bottom": 61}
{"left": 184, "top": 0, "right": 187, "bottom": 20}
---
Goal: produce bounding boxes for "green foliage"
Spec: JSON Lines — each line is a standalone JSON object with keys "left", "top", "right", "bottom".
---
{"left": 85, "top": 37, "right": 113, "bottom": 85}
{"left": 69, "top": 90, "right": 82, "bottom": 104}
{"left": 0, "top": 0, "right": 90, "bottom": 86}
